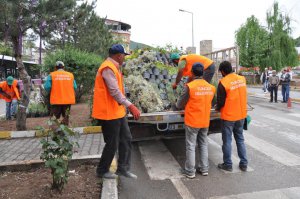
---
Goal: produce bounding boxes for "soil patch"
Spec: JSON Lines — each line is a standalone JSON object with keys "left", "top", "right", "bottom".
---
{"left": 0, "top": 103, "right": 92, "bottom": 131}
{"left": 0, "top": 164, "right": 101, "bottom": 199}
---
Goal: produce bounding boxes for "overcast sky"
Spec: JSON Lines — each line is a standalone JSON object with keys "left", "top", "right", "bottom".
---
{"left": 94, "top": 0, "right": 300, "bottom": 53}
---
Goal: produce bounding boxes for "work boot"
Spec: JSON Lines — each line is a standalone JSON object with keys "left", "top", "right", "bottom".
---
{"left": 239, "top": 165, "right": 247, "bottom": 172}
{"left": 116, "top": 170, "right": 137, "bottom": 179}
{"left": 180, "top": 168, "right": 195, "bottom": 179}
{"left": 97, "top": 171, "right": 117, "bottom": 179}
{"left": 218, "top": 163, "right": 233, "bottom": 172}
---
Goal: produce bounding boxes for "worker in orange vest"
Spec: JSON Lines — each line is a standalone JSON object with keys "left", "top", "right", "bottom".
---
{"left": 170, "top": 53, "right": 215, "bottom": 89}
{"left": 0, "top": 76, "right": 21, "bottom": 120}
{"left": 43, "top": 61, "right": 77, "bottom": 125}
{"left": 92, "top": 44, "right": 141, "bottom": 179}
{"left": 176, "top": 63, "right": 216, "bottom": 178}
{"left": 215, "top": 61, "right": 248, "bottom": 172}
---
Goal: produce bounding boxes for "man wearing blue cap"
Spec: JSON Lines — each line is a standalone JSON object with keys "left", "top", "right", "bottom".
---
{"left": 176, "top": 63, "right": 216, "bottom": 178}
{"left": 0, "top": 76, "right": 21, "bottom": 120}
{"left": 92, "top": 44, "right": 141, "bottom": 179}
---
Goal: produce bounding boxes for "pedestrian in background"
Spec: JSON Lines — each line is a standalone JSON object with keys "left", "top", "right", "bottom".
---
{"left": 176, "top": 63, "right": 216, "bottom": 178}
{"left": 92, "top": 44, "right": 141, "bottom": 179}
{"left": 0, "top": 76, "right": 21, "bottom": 120}
{"left": 170, "top": 53, "right": 215, "bottom": 90}
{"left": 215, "top": 61, "right": 248, "bottom": 172}
{"left": 268, "top": 70, "right": 280, "bottom": 103}
{"left": 280, "top": 69, "right": 291, "bottom": 103}
{"left": 260, "top": 68, "right": 268, "bottom": 93}
{"left": 43, "top": 61, "right": 77, "bottom": 125}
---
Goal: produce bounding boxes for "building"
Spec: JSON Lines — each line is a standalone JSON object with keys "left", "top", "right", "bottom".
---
{"left": 105, "top": 19, "right": 131, "bottom": 52}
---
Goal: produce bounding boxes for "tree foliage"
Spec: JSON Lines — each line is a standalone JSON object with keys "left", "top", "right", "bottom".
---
{"left": 235, "top": 2, "right": 298, "bottom": 71}
{"left": 235, "top": 16, "right": 269, "bottom": 70}
{"left": 43, "top": 47, "right": 102, "bottom": 102}
{"left": 295, "top": 36, "right": 300, "bottom": 47}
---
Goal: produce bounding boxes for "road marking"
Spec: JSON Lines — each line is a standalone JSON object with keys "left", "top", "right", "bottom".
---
{"left": 277, "top": 131, "right": 300, "bottom": 145}
{"left": 264, "top": 114, "right": 300, "bottom": 127}
{"left": 245, "top": 133, "right": 300, "bottom": 166}
{"left": 209, "top": 186, "right": 300, "bottom": 199}
{"left": 171, "top": 179, "right": 195, "bottom": 199}
{"left": 208, "top": 138, "right": 254, "bottom": 173}
{"left": 289, "top": 113, "right": 300, "bottom": 118}
{"left": 139, "top": 140, "right": 195, "bottom": 199}
{"left": 139, "top": 140, "right": 182, "bottom": 180}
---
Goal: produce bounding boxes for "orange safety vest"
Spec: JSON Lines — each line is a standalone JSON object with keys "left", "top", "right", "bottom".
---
{"left": 185, "top": 79, "right": 216, "bottom": 128}
{"left": 0, "top": 80, "right": 20, "bottom": 102}
{"left": 220, "top": 73, "right": 247, "bottom": 121}
{"left": 50, "top": 70, "right": 75, "bottom": 105}
{"left": 180, "top": 54, "right": 213, "bottom": 77}
{"left": 92, "top": 59, "right": 126, "bottom": 120}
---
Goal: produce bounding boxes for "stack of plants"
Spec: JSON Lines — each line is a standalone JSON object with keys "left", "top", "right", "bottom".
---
{"left": 26, "top": 86, "right": 50, "bottom": 118}
{"left": 123, "top": 50, "right": 186, "bottom": 113}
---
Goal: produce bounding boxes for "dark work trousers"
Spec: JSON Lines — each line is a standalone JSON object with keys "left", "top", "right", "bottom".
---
{"left": 50, "top": 105, "right": 71, "bottom": 125}
{"left": 269, "top": 85, "right": 278, "bottom": 102}
{"left": 96, "top": 117, "right": 132, "bottom": 175}
{"left": 203, "top": 63, "right": 215, "bottom": 83}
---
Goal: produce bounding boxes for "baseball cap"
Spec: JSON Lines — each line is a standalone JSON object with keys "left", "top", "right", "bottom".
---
{"left": 109, "top": 44, "right": 130, "bottom": 55}
{"left": 192, "top": 62, "right": 204, "bottom": 76}
{"left": 170, "top": 53, "right": 180, "bottom": 60}
{"left": 6, "top": 76, "right": 14, "bottom": 85}
{"left": 56, "top": 61, "right": 65, "bottom": 67}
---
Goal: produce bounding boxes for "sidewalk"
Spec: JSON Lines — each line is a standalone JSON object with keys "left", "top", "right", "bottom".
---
{"left": 247, "top": 85, "right": 300, "bottom": 103}
{"left": 0, "top": 132, "right": 118, "bottom": 199}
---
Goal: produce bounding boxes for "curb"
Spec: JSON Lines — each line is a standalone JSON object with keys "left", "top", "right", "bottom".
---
{"left": 247, "top": 92, "right": 300, "bottom": 104}
{"left": 0, "top": 126, "right": 102, "bottom": 139}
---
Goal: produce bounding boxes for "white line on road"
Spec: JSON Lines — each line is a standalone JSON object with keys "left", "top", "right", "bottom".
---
{"left": 139, "top": 140, "right": 195, "bottom": 199}
{"left": 209, "top": 186, "right": 300, "bottom": 199}
{"left": 171, "top": 179, "right": 195, "bottom": 199}
{"left": 264, "top": 114, "right": 300, "bottom": 127}
{"left": 208, "top": 138, "right": 254, "bottom": 173}
{"left": 245, "top": 133, "right": 300, "bottom": 166}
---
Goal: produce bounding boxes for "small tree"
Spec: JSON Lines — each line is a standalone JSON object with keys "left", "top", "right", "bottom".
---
{"left": 40, "top": 116, "right": 79, "bottom": 192}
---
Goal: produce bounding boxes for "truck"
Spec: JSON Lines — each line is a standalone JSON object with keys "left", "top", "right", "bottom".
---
{"left": 128, "top": 106, "right": 253, "bottom": 141}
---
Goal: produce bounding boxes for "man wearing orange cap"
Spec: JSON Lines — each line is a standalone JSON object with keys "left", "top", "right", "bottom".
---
{"left": 0, "top": 76, "right": 21, "bottom": 120}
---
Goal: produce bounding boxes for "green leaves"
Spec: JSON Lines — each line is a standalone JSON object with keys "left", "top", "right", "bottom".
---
{"left": 235, "top": 2, "right": 298, "bottom": 72}
{"left": 40, "top": 117, "right": 79, "bottom": 192}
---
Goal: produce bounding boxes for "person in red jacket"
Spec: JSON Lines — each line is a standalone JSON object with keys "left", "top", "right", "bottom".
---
{"left": 92, "top": 44, "right": 141, "bottom": 179}
{"left": 176, "top": 63, "right": 216, "bottom": 178}
{"left": 0, "top": 76, "right": 21, "bottom": 120}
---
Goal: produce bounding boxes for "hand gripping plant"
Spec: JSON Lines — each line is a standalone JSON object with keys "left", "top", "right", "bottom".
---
{"left": 40, "top": 117, "right": 79, "bottom": 192}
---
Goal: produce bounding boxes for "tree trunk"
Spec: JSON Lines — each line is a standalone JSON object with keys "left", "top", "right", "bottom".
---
{"left": 12, "top": 37, "right": 31, "bottom": 130}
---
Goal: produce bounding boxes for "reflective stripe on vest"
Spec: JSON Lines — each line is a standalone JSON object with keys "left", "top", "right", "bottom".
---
{"left": 92, "top": 59, "right": 126, "bottom": 120}
{"left": 0, "top": 80, "right": 20, "bottom": 102}
{"left": 185, "top": 79, "right": 216, "bottom": 128}
{"left": 220, "top": 73, "right": 247, "bottom": 121}
{"left": 50, "top": 71, "right": 75, "bottom": 105}
{"left": 181, "top": 54, "right": 213, "bottom": 77}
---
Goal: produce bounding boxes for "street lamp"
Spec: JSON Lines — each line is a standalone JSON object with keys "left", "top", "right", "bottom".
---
{"left": 179, "top": 9, "right": 194, "bottom": 48}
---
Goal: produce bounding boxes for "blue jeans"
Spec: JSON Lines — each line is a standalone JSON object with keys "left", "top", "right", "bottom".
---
{"left": 6, "top": 99, "right": 18, "bottom": 120}
{"left": 185, "top": 125, "right": 209, "bottom": 174}
{"left": 282, "top": 84, "right": 290, "bottom": 102}
{"left": 221, "top": 119, "right": 248, "bottom": 166}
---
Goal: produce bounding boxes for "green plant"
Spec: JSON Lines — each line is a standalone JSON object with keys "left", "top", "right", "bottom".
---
{"left": 40, "top": 117, "right": 79, "bottom": 192}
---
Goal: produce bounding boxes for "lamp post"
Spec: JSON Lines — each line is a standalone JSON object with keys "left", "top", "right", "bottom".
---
{"left": 179, "top": 9, "right": 194, "bottom": 48}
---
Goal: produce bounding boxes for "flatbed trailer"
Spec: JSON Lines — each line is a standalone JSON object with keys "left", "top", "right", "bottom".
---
{"left": 128, "top": 106, "right": 253, "bottom": 141}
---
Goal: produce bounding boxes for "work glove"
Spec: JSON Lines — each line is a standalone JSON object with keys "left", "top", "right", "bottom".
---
{"left": 172, "top": 83, "right": 177, "bottom": 90}
{"left": 128, "top": 104, "right": 141, "bottom": 120}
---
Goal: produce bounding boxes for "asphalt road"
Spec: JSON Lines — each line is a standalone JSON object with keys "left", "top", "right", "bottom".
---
{"left": 119, "top": 96, "right": 300, "bottom": 199}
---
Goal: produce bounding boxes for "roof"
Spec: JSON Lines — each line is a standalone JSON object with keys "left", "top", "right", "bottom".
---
{"left": 0, "top": 54, "right": 37, "bottom": 65}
